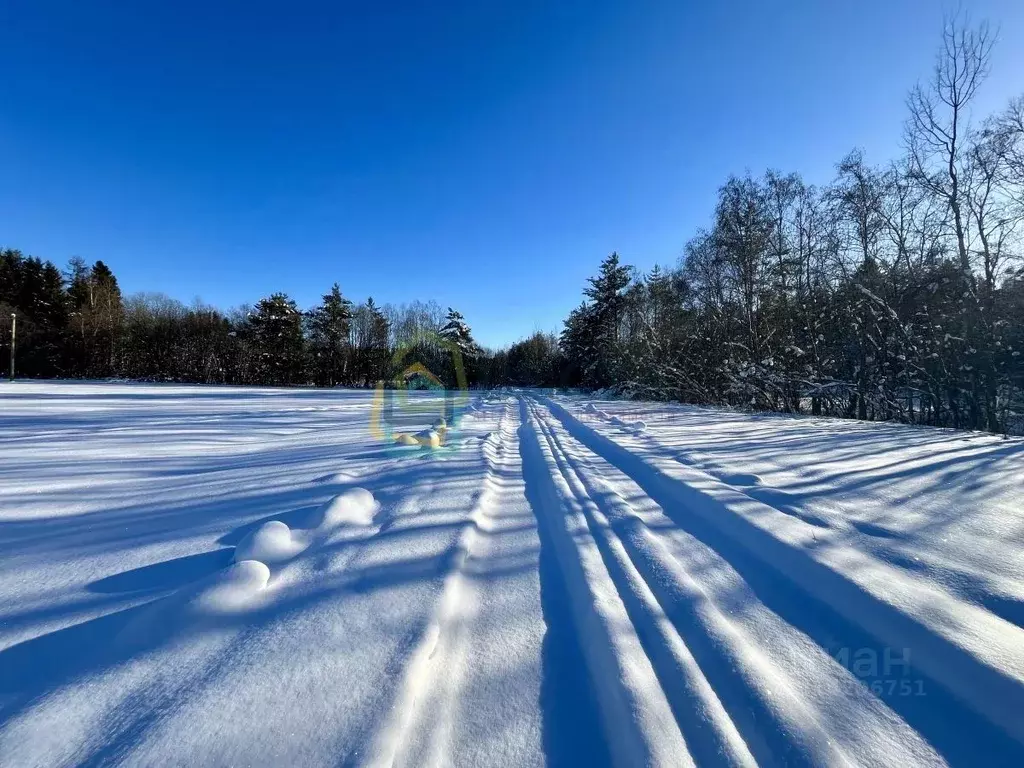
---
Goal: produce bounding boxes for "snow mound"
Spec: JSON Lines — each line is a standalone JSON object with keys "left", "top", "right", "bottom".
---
{"left": 606, "top": 415, "right": 647, "bottom": 433}
{"left": 315, "top": 470, "right": 355, "bottom": 484}
{"left": 192, "top": 560, "right": 272, "bottom": 613}
{"left": 234, "top": 520, "right": 305, "bottom": 565}
{"left": 312, "top": 488, "right": 379, "bottom": 529}
{"left": 117, "top": 560, "right": 270, "bottom": 649}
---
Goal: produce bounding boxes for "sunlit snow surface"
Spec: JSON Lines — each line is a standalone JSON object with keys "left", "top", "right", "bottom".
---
{"left": 1, "top": 381, "right": 1022, "bottom": 767}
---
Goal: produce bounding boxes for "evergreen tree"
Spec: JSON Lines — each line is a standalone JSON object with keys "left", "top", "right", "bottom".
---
{"left": 245, "top": 293, "right": 306, "bottom": 385}
{"left": 33, "top": 261, "right": 70, "bottom": 376}
{"left": 0, "top": 249, "right": 70, "bottom": 377}
{"left": 438, "top": 308, "right": 482, "bottom": 387}
{"left": 62, "top": 257, "right": 123, "bottom": 377}
{"left": 88, "top": 261, "right": 123, "bottom": 377}
{"left": 559, "top": 302, "right": 594, "bottom": 386}
{"left": 438, "top": 308, "right": 480, "bottom": 359}
{"left": 581, "top": 252, "right": 632, "bottom": 387}
{"left": 306, "top": 283, "right": 353, "bottom": 387}
{"left": 352, "top": 297, "right": 390, "bottom": 386}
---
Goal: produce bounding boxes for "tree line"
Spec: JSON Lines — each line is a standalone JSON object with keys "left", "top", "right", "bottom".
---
{"left": 0, "top": 245, "right": 567, "bottom": 390}
{"left": 0, "top": 254, "right": 507, "bottom": 389}
{"left": 556, "top": 18, "right": 1024, "bottom": 433}
{"left": 3, "top": 18, "right": 1022, "bottom": 432}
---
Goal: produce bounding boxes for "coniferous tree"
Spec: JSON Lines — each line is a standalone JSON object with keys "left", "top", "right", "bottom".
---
{"left": 582, "top": 252, "right": 632, "bottom": 388}
{"left": 245, "top": 293, "right": 306, "bottom": 386}
{"left": 559, "top": 303, "right": 596, "bottom": 387}
{"left": 89, "top": 261, "right": 123, "bottom": 377}
{"left": 62, "top": 258, "right": 123, "bottom": 377}
{"left": 438, "top": 308, "right": 480, "bottom": 359}
{"left": 307, "top": 283, "right": 353, "bottom": 387}
{"left": 438, "top": 307, "right": 482, "bottom": 387}
{"left": 0, "top": 249, "right": 70, "bottom": 377}
{"left": 352, "top": 297, "right": 390, "bottom": 386}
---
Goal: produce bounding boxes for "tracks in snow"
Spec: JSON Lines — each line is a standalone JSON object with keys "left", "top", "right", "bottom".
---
{"left": 522, "top": 398, "right": 854, "bottom": 766}
{"left": 7, "top": 389, "right": 1023, "bottom": 767}
{"left": 522, "top": 398, "right": 733, "bottom": 767}
{"left": 362, "top": 398, "right": 543, "bottom": 768}
{"left": 519, "top": 396, "right": 1024, "bottom": 767}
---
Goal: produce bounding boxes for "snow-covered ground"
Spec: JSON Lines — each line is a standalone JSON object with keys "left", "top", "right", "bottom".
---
{"left": 1, "top": 381, "right": 1022, "bottom": 767}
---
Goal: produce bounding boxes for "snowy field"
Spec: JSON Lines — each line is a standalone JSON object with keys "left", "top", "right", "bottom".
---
{"left": 1, "top": 381, "right": 1023, "bottom": 767}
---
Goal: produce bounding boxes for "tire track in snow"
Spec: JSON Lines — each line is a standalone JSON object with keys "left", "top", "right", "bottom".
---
{"left": 541, "top": 397, "right": 1024, "bottom": 764}
{"left": 361, "top": 398, "right": 543, "bottom": 768}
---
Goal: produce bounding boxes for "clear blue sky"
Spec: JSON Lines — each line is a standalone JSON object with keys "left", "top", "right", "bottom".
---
{"left": 2, "top": 1, "right": 1022, "bottom": 347}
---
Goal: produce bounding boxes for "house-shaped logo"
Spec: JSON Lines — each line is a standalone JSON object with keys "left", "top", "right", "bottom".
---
{"left": 369, "top": 331, "right": 470, "bottom": 448}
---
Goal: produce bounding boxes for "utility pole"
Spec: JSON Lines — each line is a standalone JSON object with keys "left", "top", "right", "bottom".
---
{"left": 8, "top": 312, "right": 15, "bottom": 381}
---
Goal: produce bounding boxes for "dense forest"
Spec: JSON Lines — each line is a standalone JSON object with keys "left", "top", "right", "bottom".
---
{"left": 0, "top": 256, "right": 509, "bottom": 391}
{"left": 2, "top": 20, "right": 1023, "bottom": 432}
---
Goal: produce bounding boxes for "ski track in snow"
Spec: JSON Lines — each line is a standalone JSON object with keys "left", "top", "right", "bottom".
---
{"left": 534, "top": 398, "right": 1024, "bottom": 762}
{"left": 1, "top": 381, "right": 1023, "bottom": 767}
{"left": 362, "top": 398, "right": 544, "bottom": 768}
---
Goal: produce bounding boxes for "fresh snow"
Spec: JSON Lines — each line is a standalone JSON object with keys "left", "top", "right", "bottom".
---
{"left": 1, "top": 381, "right": 1023, "bottom": 767}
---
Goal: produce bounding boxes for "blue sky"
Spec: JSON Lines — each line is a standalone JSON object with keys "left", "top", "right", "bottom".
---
{"left": 2, "top": 1, "right": 1023, "bottom": 348}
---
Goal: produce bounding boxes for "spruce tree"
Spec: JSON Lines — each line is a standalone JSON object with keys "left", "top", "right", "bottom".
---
{"left": 438, "top": 308, "right": 480, "bottom": 359}
{"left": 306, "top": 283, "right": 353, "bottom": 386}
{"left": 582, "top": 252, "right": 632, "bottom": 387}
{"left": 352, "top": 297, "right": 390, "bottom": 386}
{"left": 560, "top": 302, "right": 596, "bottom": 387}
{"left": 438, "top": 308, "right": 481, "bottom": 388}
{"left": 246, "top": 293, "right": 306, "bottom": 386}
{"left": 88, "top": 261, "right": 123, "bottom": 377}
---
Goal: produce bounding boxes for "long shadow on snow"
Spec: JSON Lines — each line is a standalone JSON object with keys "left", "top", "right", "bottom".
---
{"left": 0, "top": 600, "right": 163, "bottom": 727}
{"left": 0, "top": 451, "right": 477, "bottom": 716}
{"left": 1, "top": 533, "right": 533, "bottom": 753}
{"left": 87, "top": 549, "right": 235, "bottom": 594}
{"left": 628, "top": 414, "right": 1024, "bottom": 631}
{"left": 641, "top": 433, "right": 1024, "bottom": 630}
{"left": 0, "top": 448, "right": 463, "bottom": 562}
{"left": 545, "top": 399, "right": 1024, "bottom": 767}
{"left": 1, "top": 391, "right": 498, "bottom": 753}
